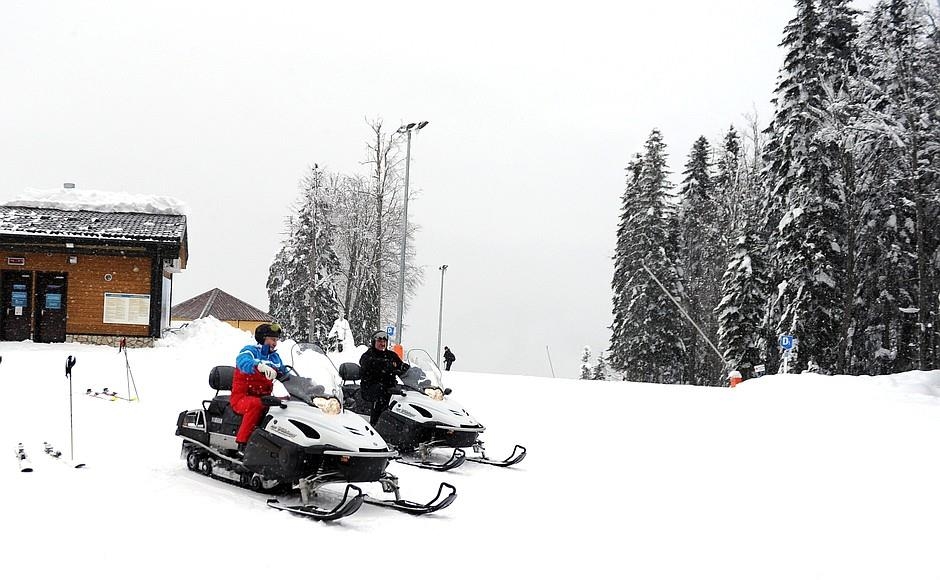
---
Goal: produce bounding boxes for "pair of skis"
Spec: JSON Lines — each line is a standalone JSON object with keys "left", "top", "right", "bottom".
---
{"left": 15, "top": 442, "right": 86, "bottom": 471}
{"left": 85, "top": 388, "right": 136, "bottom": 402}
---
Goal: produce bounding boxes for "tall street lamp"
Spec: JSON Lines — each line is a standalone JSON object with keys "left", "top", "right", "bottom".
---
{"left": 395, "top": 120, "right": 429, "bottom": 346}
{"left": 437, "top": 264, "right": 448, "bottom": 367}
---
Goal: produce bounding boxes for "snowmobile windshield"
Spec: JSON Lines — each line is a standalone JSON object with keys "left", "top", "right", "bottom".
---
{"left": 402, "top": 349, "right": 445, "bottom": 398}
{"left": 281, "top": 375, "right": 327, "bottom": 402}
{"left": 287, "top": 343, "right": 344, "bottom": 403}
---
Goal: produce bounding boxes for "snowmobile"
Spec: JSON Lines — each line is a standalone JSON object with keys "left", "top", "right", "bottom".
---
{"left": 338, "top": 348, "right": 526, "bottom": 471}
{"left": 175, "top": 347, "right": 457, "bottom": 521}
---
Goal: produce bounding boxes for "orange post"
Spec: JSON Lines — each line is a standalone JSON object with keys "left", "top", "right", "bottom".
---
{"left": 728, "top": 370, "right": 743, "bottom": 388}
{"left": 392, "top": 343, "right": 404, "bottom": 358}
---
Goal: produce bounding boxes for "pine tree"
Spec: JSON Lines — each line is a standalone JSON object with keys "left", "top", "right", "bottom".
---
{"left": 715, "top": 126, "right": 744, "bottom": 236}
{"left": 716, "top": 228, "right": 770, "bottom": 379}
{"left": 267, "top": 167, "right": 343, "bottom": 344}
{"left": 591, "top": 354, "right": 608, "bottom": 381}
{"left": 763, "top": 0, "right": 855, "bottom": 373}
{"left": 678, "top": 136, "right": 724, "bottom": 384}
{"left": 609, "top": 129, "right": 686, "bottom": 383}
{"left": 850, "top": 0, "right": 940, "bottom": 371}
{"left": 579, "top": 346, "right": 593, "bottom": 380}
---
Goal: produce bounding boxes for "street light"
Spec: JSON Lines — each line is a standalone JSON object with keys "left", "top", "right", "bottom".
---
{"left": 394, "top": 120, "right": 429, "bottom": 346}
{"left": 436, "top": 264, "right": 448, "bottom": 367}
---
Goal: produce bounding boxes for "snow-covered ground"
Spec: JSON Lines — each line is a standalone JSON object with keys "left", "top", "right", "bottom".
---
{"left": 3, "top": 319, "right": 940, "bottom": 579}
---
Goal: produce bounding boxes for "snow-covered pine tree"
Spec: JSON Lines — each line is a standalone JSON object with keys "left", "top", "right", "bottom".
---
{"left": 267, "top": 167, "right": 343, "bottom": 344}
{"left": 609, "top": 129, "right": 686, "bottom": 383}
{"left": 580, "top": 346, "right": 593, "bottom": 380}
{"left": 849, "top": 0, "right": 940, "bottom": 372}
{"left": 678, "top": 136, "right": 724, "bottom": 385}
{"left": 763, "top": 0, "right": 854, "bottom": 373}
{"left": 715, "top": 126, "right": 744, "bottom": 235}
{"left": 609, "top": 154, "right": 644, "bottom": 373}
{"left": 716, "top": 227, "right": 769, "bottom": 379}
{"left": 591, "top": 354, "right": 608, "bottom": 381}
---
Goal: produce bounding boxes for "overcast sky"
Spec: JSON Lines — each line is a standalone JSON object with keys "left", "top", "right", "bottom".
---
{"left": 0, "top": 0, "right": 878, "bottom": 378}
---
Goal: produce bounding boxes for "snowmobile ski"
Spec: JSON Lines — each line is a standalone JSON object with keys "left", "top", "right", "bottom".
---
{"left": 16, "top": 443, "right": 33, "bottom": 472}
{"left": 394, "top": 447, "right": 467, "bottom": 472}
{"left": 466, "top": 444, "right": 527, "bottom": 467}
{"left": 362, "top": 482, "right": 457, "bottom": 515}
{"left": 43, "top": 442, "right": 86, "bottom": 469}
{"left": 266, "top": 484, "right": 365, "bottom": 522}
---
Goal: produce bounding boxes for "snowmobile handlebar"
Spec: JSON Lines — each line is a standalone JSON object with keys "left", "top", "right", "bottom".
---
{"left": 261, "top": 395, "right": 287, "bottom": 408}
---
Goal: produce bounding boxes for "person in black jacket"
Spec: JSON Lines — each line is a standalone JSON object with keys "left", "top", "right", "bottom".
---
{"left": 358, "top": 330, "right": 410, "bottom": 426}
{"left": 443, "top": 346, "right": 456, "bottom": 371}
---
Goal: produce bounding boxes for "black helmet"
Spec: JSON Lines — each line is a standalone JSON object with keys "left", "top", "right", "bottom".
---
{"left": 255, "top": 323, "right": 282, "bottom": 344}
{"left": 370, "top": 330, "right": 389, "bottom": 347}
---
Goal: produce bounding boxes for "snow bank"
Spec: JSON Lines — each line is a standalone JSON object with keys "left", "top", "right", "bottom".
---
{"left": 155, "top": 316, "right": 251, "bottom": 351}
{"left": 2, "top": 186, "right": 189, "bottom": 215}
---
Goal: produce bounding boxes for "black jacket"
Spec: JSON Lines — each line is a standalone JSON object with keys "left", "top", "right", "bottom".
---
{"left": 359, "top": 347, "right": 410, "bottom": 401}
{"left": 443, "top": 348, "right": 456, "bottom": 363}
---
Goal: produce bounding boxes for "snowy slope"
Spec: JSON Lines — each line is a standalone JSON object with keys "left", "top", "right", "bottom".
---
{"left": 2, "top": 319, "right": 940, "bottom": 580}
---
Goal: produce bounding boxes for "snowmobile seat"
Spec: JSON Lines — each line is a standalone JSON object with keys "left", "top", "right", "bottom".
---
{"left": 207, "top": 395, "right": 231, "bottom": 417}
{"left": 209, "top": 365, "right": 236, "bottom": 392}
{"left": 338, "top": 362, "right": 360, "bottom": 383}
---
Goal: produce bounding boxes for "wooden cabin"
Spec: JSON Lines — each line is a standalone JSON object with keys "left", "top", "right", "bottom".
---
{"left": 0, "top": 205, "right": 188, "bottom": 346}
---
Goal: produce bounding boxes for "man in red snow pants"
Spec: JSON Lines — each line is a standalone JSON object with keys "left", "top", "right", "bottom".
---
{"left": 230, "top": 323, "right": 286, "bottom": 454}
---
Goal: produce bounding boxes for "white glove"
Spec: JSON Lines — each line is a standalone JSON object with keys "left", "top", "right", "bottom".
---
{"left": 257, "top": 362, "right": 277, "bottom": 380}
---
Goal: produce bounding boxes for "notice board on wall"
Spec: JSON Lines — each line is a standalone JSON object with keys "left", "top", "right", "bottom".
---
{"left": 103, "top": 293, "right": 151, "bottom": 325}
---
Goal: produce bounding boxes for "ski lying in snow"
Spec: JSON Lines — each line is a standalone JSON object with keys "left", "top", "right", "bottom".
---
{"left": 101, "top": 388, "right": 137, "bottom": 402}
{"left": 266, "top": 484, "right": 364, "bottom": 522}
{"left": 466, "top": 444, "right": 527, "bottom": 467}
{"left": 43, "top": 442, "right": 86, "bottom": 469}
{"left": 362, "top": 482, "right": 457, "bottom": 515}
{"left": 394, "top": 447, "right": 466, "bottom": 472}
{"left": 86, "top": 389, "right": 117, "bottom": 401}
{"left": 16, "top": 443, "right": 33, "bottom": 472}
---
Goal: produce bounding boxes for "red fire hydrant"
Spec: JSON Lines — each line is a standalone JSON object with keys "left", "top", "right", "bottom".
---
{"left": 728, "top": 370, "right": 743, "bottom": 388}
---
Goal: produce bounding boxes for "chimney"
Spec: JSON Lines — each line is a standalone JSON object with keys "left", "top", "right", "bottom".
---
{"left": 63, "top": 183, "right": 75, "bottom": 189}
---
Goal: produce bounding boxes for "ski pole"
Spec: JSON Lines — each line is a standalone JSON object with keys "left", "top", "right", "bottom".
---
{"left": 66, "top": 355, "right": 77, "bottom": 461}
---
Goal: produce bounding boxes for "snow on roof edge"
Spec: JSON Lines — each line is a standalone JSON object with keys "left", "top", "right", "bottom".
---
{"left": 1, "top": 187, "right": 189, "bottom": 216}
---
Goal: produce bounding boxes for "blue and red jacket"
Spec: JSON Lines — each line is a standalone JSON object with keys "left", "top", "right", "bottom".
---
{"left": 232, "top": 343, "right": 286, "bottom": 399}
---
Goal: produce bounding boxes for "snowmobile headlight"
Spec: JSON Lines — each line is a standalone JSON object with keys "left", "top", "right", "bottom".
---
{"left": 424, "top": 387, "right": 445, "bottom": 401}
{"left": 313, "top": 397, "right": 341, "bottom": 415}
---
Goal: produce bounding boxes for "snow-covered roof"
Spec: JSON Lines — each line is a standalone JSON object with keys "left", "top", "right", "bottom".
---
{"left": 0, "top": 206, "right": 187, "bottom": 244}
{"left": 2, "top": 187, "right": 188, "bottom": 215}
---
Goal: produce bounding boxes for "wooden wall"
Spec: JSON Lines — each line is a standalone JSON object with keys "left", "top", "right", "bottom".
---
{"left": 0, "top": 250, "right": 153, "bottom": 336}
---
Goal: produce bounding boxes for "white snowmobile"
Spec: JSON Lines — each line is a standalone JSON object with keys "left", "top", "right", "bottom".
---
{"left": 339, "top": 348, "right": 526, "bottom": 471}
{"left": 176, "top": 346, "right": 456, "bottom": 521}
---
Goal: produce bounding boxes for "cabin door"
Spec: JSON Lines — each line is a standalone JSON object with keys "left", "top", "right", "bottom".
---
{"left": 1, "top": 271, "right": 34, "bottom": 341}
{"left": 35, "top": 272, "right": 68, "bottom": 343}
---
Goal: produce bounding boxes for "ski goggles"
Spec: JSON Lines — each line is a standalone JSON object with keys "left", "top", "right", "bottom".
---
{"left": 374, "top": 332, "right": 389, "bottom": 341}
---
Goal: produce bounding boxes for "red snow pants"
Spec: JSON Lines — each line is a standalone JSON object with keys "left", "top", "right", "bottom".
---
{"left": 232, "top": 395, "right": 266, "bottom": 444}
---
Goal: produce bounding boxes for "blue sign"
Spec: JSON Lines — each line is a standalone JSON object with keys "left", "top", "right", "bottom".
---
{"left": 45, "top": 293, "right": 62, "bottom": 310}
{"left": 386, "top": 325, "right": 395, "bottom": 337}
{"left": 11, "top": 286, "right": 27, "bottom": 307}
{"left": 779, "top": 334, "right": 794, "bottom": 350}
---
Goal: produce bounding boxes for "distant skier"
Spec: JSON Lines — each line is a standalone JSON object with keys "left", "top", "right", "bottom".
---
{"left": 359, "top": 330, "right": 410, "bottom": 426}
{"left": 231, "top": 323, "right": 287, "bottom": 455}
{"left": 443, "top": 346, "right": 456, "bottom": 371}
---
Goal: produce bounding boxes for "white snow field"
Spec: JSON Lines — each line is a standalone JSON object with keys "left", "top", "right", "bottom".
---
{"left": 3, "top": 318, "right": 939, "bottom": 579}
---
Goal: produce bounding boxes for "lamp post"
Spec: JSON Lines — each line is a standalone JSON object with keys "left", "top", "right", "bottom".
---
{"left": 436, "top": 264, "right": 448, "bottom": 367}
{"left": 394, "top": 120, "right": 429, "bottom": 346}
